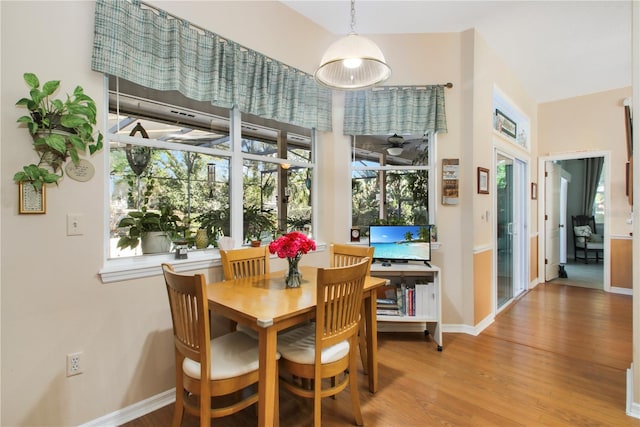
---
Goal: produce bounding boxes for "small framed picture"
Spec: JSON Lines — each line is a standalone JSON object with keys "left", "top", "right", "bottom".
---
{"left": 19, "top": 182, "right": 46, "bottom": 214}
{"left": 531, "top": 182, "right": 538, "bottom": 200}
{"left": 496, "top": 109, "right": 517, "bottom": 139}
{"left": 477, "top": 167, "right": 489, "bottom": 194}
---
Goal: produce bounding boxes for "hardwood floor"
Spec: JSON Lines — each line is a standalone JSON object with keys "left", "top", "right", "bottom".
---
{"left": 122, "top": 282, "right": 640, "bottom": 426}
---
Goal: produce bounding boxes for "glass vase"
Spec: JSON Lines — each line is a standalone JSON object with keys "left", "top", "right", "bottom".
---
{"left": 285, "top": 256, "right": 302, "bottom": 288}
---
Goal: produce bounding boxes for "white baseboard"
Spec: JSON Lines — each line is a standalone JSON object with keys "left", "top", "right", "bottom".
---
{"left": 627, "top": 365, "right": 640, "bottom": 419}
{"left": 79, "top": 389, "right": 175, "bottom": 427}
{"left": 611, "top": 286, "right": 633, "bottom": 296}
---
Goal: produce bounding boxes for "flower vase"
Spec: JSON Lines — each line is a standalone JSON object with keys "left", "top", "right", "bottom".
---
{"left": 285, "top": 256, "right": 302, "bottom": 288}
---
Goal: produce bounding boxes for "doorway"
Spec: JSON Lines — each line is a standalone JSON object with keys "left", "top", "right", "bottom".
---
{"left": 496, "top": 152, "right": 528, "bottom": 311}
{"left": 540, "top": 152, "right": 608, "bottom": 290}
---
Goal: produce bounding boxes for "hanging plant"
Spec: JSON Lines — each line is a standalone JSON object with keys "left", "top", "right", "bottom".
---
{"left": 13, "top": 72, "right": 103, "bottom": 189}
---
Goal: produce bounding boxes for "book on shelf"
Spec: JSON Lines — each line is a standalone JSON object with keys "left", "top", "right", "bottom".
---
{"left": 376, "top": 309, "right": 401, "bottom": 316}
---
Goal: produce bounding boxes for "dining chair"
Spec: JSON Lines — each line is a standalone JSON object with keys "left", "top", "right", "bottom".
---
{"left": 330, "top": 243, "right": 374, "bottom": 373}
{"left": 220, "top": 245, "right": 270, "bottom": 279}
{"left": 162, "top": 263, "right": 274, "bottom": 427}
{"left": 277, "top": 258, "right": 370, "bottom": 427}
{"left": 219, "top": 246, "right": 271, "bottom": 338}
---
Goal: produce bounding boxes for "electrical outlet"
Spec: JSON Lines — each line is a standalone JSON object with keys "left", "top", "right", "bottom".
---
{"left": 66, "top": 352, "right": 83, "bottom": 376}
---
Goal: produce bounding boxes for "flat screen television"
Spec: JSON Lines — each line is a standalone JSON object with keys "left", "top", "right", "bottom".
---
{"left": 369, "top": 224, "right": 431, "bottom": 266}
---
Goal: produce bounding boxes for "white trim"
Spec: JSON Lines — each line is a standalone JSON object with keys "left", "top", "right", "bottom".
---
{"left": 473, "top": 244, "right": 492, "bottom": 254}
{"left": 79, "top": 389, "right": 175, "bottom": 427}
{"left": 628, "top": 365, "right": 640, "bottom": 419}
{"left": 611, "top": 286, "right": 633, "bottom": 296}
{"left": 100, "top": 242, "right": 328, "bottom": 283}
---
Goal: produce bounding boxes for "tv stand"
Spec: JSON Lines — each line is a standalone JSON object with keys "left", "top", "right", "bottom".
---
{"left": 371, "top": 262, "right": 442, "bottom": 351}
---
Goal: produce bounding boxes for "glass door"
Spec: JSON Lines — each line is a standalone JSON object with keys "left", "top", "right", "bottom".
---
{"left": 496, "top": 154, "right": 514, "bottom": 309}
{"left": 496, "top": 152, "right": 528, "bottom": 311}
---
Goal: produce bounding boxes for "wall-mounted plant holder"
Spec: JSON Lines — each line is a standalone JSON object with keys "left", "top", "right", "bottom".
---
{"left": 19, "top": 182, "right": 46, "bottom": 214}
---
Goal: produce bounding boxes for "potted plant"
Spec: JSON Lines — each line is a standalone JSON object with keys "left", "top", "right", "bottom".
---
{"left": 117, "top": 203, "right": 184, "bottom": 254}
{"left": 13, "top": 72, "right": 103, "bottom": 189}
{"left": 192, "top": 208, "right": 230, "bottom": 249}
{"left": 243, "top": 205, "right": 275, "bottom": 246}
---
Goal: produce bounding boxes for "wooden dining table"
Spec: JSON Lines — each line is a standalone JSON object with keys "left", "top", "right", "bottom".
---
{"left": 205, "top": 265, "right": 387, "bottom": 427}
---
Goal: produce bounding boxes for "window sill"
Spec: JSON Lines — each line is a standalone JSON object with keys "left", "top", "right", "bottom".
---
{"left": 100, "top": 249, "right": 221, "bottom": 283}
{"left": 99, "top": 242, "right": 328, "bottom": 283}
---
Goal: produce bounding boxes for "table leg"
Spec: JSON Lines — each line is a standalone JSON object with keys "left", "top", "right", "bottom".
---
{"left": 258, "top": 326, "right": 278, "bottom": 427}
{"left": 364, "top": 291, "right": 378, "bottom": 393}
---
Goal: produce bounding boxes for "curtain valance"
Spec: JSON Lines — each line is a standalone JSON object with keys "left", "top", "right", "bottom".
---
{"left": 343, "top": 85, "right": 448, "bottom": 135}
{"left": 91, "top": 0, "right": 332, "bottom": 131}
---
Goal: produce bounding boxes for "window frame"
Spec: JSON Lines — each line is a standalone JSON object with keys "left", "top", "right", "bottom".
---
{"left": 350, "top": 133, "right": 437, "bottom": 239}
{"left": 100, "top": 77, "right": 318, "bottom": 282}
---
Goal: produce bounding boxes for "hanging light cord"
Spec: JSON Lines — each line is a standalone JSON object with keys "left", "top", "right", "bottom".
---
{"left": 350, "top": 0, "right": 356, "bottom": 34}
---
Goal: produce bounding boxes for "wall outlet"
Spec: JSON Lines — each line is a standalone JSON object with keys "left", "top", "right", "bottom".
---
{"left": 66, "top": 352, "right": 83, "bottom": 376}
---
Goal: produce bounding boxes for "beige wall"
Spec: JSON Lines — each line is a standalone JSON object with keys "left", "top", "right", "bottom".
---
{"left": 0, "top": 1, "right": 629, "bottom": 426}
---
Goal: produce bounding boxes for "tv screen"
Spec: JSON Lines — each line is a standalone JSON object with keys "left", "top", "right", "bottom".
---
{"left": 369, "top": 225, "right": 431, "bottom": 264}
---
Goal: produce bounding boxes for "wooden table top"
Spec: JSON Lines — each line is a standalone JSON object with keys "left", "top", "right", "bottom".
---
{"left": 206, "top": 265, "right": 387, "bottom": 328}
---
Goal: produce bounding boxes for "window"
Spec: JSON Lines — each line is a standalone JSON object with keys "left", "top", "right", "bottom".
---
{"left": 108, "top": 79, "right": 314, "bottom": 259}
{"left": 351, "top": 134, "right": 434, "bottom": 239}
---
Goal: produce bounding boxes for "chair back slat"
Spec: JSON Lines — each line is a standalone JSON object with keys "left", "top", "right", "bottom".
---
{"left": 162, "top": 264, "right": 210, "bottom": 365}
{"left": 330, "top": 243, "right": 374, "bottom": 272}
{"left": 220, "top": 246, "right": 270, "bottom": 280}
{"left": 316, "top": 259, "right": 369, "bottom": 349}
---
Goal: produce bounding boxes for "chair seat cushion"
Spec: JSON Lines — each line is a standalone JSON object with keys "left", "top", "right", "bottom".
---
{"left": 183, "top": 331, "right": 276, "bottom": 380}
{"left": 277, "top": 323, "right": 349, "bottom": 365}
{"left": 576, "top": 241, "right": 604, "bottom": 250}
{"left": 236, "top": 323, "right": 259, "bottom": 340}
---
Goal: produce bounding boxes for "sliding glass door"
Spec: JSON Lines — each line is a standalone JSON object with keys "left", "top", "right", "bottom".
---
{"left": 496, "top": 152, "right": 528, "bottom": 311}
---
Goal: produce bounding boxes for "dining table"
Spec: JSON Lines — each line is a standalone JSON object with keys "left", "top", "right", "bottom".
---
{"left": 205, "top": 265, "right": 388, "bottom": 427}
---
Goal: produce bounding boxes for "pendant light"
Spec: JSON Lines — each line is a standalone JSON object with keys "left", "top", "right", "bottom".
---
{"left": 314, "top": 0, "right": 391, "bottom": 90}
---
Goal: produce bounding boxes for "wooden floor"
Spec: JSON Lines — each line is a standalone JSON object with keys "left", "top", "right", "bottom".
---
{"left": 123, "top": 282, "right": 640, "bottom": 426}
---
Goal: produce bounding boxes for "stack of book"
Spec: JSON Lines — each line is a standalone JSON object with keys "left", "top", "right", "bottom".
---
{"left": 376, "top": 297, "right": 401, "bottom": 316}
{"left": 376, "top": 283, "right": 436, "bottom": 317}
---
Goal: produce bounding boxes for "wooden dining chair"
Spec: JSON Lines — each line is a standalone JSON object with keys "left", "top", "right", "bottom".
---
{"left": 162, "top": 263, "right": 274, "bottom": 427}
{"left": 219, "top": 246, "right": 271, "bottom": 338}
{"left": 277, "top": 258, "right": 370, "bottom": 427}
{"left": 330, "top": 243, "right": 374, "bottom": 373}
{"left": 220, "top": 245, "right": 270, "bottom": 279}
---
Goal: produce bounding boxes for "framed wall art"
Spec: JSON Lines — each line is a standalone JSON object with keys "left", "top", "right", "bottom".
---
{"left": 496, "top": 109, "right": 517, "bottom": 139}
{"left": 19, "top": 182, "right": 46, "bottom": 214}
{"left": 477, "top": 167, "right": 489, "bottom": 194}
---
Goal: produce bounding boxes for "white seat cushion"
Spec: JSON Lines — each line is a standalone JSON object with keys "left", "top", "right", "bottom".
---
{"left": 183, "top": 330, "right": 278, "bottom": 380}
{"left": 236, "top": 323, "right": 259, "bottom": 340}
{"left": 277, "top": 323, "right": 349, "bottom": 365}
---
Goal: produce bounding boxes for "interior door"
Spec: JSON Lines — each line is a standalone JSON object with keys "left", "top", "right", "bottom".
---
{"left": 496, "top": 154, "right": 514, "bottom": 309}
{"left": 545, "top": 161, "right": 561, "bottom": 280}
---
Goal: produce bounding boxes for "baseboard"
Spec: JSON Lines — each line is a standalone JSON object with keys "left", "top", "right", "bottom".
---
{"left": 627, "top": 365, "right": 640, "bottom": 419}
{"left": 79, "top": 389, "right": 175, "bottom": 427}
{"left": 611, "top": 286, "right": 633, "bottom": 296}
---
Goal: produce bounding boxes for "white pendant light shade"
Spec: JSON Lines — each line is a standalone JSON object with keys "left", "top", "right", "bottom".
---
{"left": 315, "top": 33, "right": 391, "bottom": 90}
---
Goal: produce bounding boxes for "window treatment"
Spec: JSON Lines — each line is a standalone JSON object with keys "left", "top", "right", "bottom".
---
{"left": 343, "top": 86, "right": 448, "bottom": 135}
{"left": 582, "top": 157, "right": 604, "bottom": 215}
{"left": 91, "top": 0, "right": 332, "bottom": 131}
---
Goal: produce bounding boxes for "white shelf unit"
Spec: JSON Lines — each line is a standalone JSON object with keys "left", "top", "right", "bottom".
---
{"left": 370, "top": 262, "right": 442, "bottom": 351}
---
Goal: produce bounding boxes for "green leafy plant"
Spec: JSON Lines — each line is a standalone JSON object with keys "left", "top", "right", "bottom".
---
{"left": 13, "top": 72, "right": 103, "bottom": 189}
{"left": 193, "top": 209, "right": 230, "bottom": 247}
{"left": 117, "top": 203, "right": 184, "bottom": 250}
{"left": 243, "top": 205, "right": 276, "bottom": 242}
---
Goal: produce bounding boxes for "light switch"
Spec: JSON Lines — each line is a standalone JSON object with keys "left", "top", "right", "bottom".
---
{"left": 67, "top": 213, "right": 84, "bottom": 236}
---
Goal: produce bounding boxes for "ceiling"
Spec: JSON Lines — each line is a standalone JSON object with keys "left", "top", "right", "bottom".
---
{"left": 281, "top": 0, "right": 632, "bottom": 104}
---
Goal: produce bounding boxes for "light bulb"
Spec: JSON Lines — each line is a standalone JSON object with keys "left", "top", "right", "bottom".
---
{"left": 343, "top": 58, "right": 362, "bottom": 69}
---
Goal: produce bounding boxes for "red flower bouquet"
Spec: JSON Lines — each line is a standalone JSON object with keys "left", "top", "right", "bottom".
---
{"left": 269, "top": 232, "right": 316, "bottom": 288}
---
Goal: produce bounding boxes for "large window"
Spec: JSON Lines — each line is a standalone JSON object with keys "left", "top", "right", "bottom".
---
{"left": 108, "top": 79, "right": 314, "bottom": 259}
{"left": 351, "top": 134, "right": 434, "bottom": 239}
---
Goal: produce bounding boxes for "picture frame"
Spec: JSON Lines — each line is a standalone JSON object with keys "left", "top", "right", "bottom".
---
{"left": 18, "top": 182, "right": 46, "bottom": 214}
{"left": 477, "top": 167, "right": 489, "bottom": 194}
{"left": 531, "top": 182, "right": 538, "bottom": 200}
{"left": 625, "top": 104, "right": 633, "bottom": 160}
{"left": 496, "top": 109, "right": 517, "bottom": 139}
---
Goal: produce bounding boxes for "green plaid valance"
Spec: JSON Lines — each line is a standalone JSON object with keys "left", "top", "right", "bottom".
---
{"left": 344, "top": 85, "right": 448, "bottom": 135}
{"left": 91, "top": 0, "right": 332, "bottom": 131}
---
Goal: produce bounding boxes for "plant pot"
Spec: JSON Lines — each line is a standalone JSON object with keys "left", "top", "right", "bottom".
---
{"left": 141, "top": 231, "right": 171, "bottom": 254}
{"left": 250, "top": 240, "right": 261, "bottom": 247}
{"left": 195, "top": 229, "right": 209, "bottom": 249}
